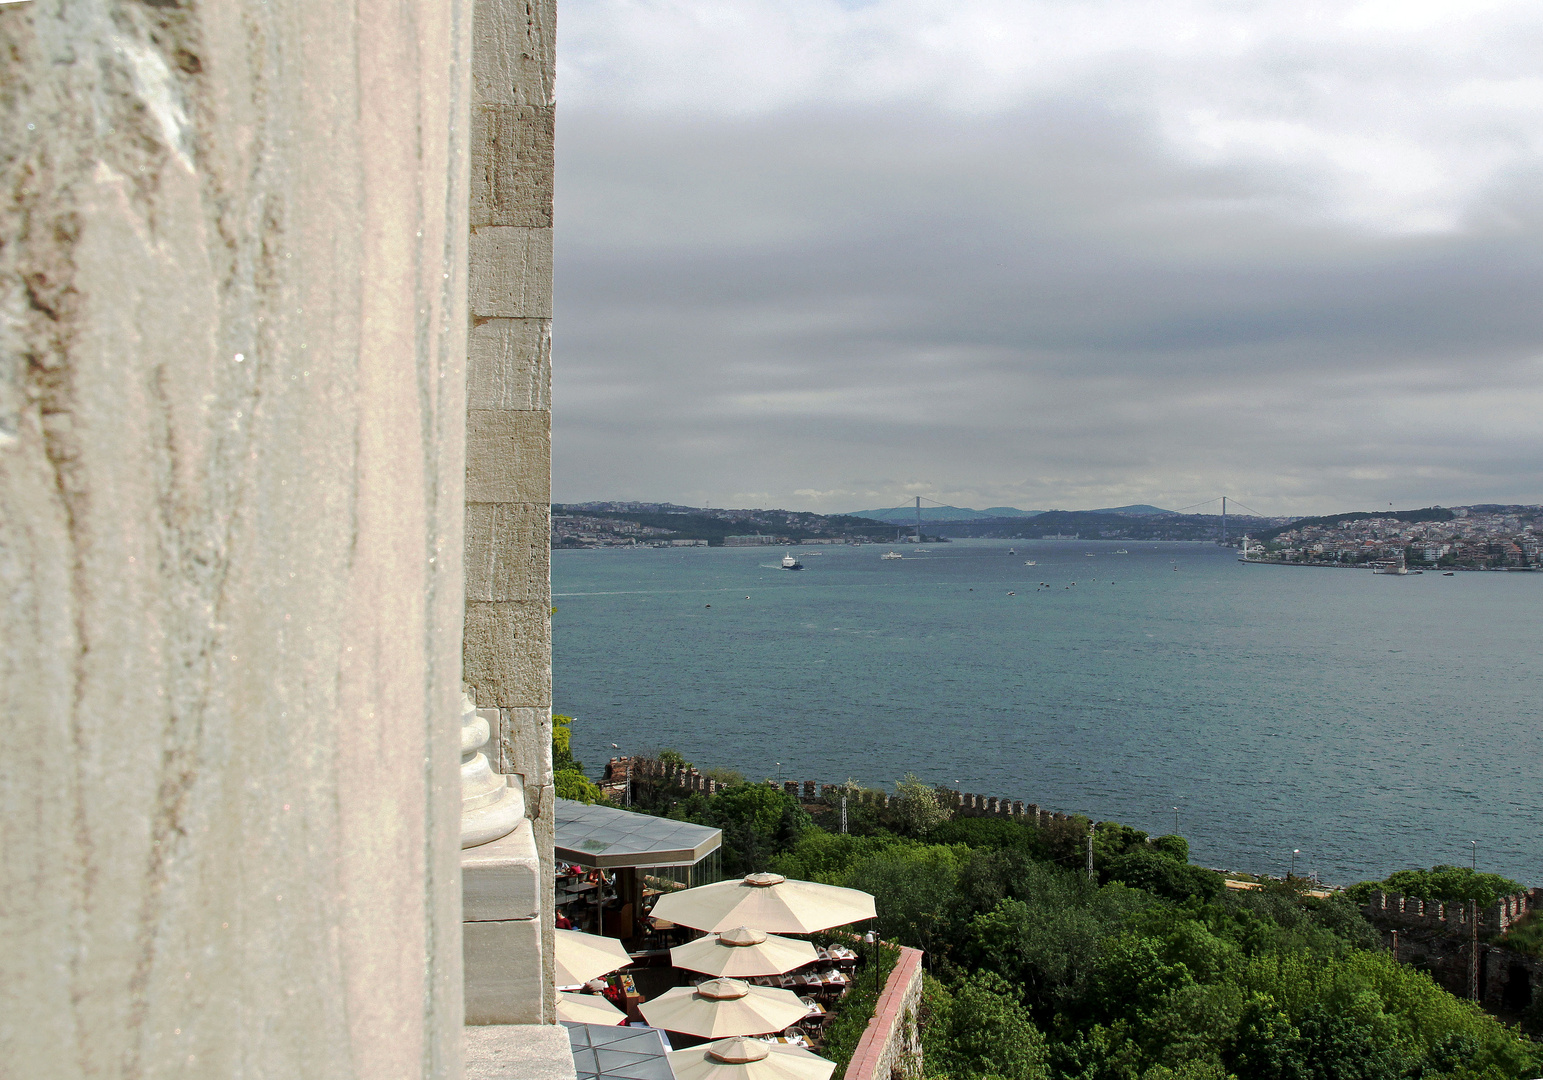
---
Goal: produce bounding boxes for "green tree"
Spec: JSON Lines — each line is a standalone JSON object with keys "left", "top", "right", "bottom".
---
{"left": 1150, "top": 835, "right": 1190, "bottom": 862}
{"left": 924, "top": 972, "right": 1051, "bottom": 1080}
{"left": 893, "top": 773, "right": 952, "bottom": 837}
{"left": 657, "top": 748, "right": 691, "bottom": 771}
{"left": 700, "top": 783, "right": 810, "bottom": 876}
{"left": 766, "top": 828, "right": 901, "bottom": 884}
{"left": 555, "top": 769, "right": 604, "bottom": 805}
{"left": 846, "top": 844, "right": 964, "bottom": 949}
{"left": 552, "top": 714, "right": 582, "bottom": 774}
{"left": 1103, "top": 851, "right": 1223, "bottom": 903}
{"left": 965, "top": 876, "right": 1151, "bottom": 1019}
{"left": 1345, "top": 866, "right": 1522, "bottom": 908}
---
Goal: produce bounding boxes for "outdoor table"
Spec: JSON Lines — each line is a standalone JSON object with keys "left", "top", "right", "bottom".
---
{"left": 761, "top": 1033, "right": 812, "bottom": 1049}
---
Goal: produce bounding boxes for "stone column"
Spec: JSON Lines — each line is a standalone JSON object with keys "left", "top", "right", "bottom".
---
{"left": 461, "top": 0, "right": 558, "bottom": 1028}
{"left": 0, "top": 0, "right": 472, "bottom": 1070}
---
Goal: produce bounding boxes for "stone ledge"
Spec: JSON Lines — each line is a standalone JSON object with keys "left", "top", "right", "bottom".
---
{"left": 465, "top": 1023, "right": 576, "bottom": 1080}
{"left": 463, "top": 818, "right": 540, "bottom": 921}
{"left": 465, "top": 919, "right": 544, "bottom": 1024}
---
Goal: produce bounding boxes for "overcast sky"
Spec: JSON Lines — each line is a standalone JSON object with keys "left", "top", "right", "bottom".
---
{"left": 551, "top": 0, "right": 1543, "bottom": 516}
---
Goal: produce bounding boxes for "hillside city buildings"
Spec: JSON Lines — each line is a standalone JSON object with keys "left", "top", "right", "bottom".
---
{"left": 1243, "top": 507, "right": 1543, "bottom": 569}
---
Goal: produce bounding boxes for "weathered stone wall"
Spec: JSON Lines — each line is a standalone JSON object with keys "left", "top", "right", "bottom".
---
{"left": 462, "top": 0, "right": 557, "bottom": 1026}
{"left": 1364, "top": 889, "right": 1543, "bottom": 937}
{"left": 605, "top": 756, "right": 1079, "bottom": 827}
{"left": 845, "top": 946, "right": 926, "bottom": 1080}
{"left": 0, "top": 0, "right": 471, "bottom": 1073}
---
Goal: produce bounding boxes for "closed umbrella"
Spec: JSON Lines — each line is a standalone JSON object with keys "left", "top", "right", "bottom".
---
{"left": 649, "top": 873, "right": 875, "bottom": 934}
{"left": 638, "top": 978, "right": 810, "bottom": 1039}
{"left": 555, "top": 928, "right": 633, "bottom": 986}
{"left": 667, "top": 1037, "right": 836, "bottom": 1080}
{"left": 556, "top": 991, "right": 627, "bottom": 1025}
{"left": 671, "top": 926, "right": 818, "bottom": 979}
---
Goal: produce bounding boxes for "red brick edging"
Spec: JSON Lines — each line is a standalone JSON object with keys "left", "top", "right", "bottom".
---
{"left": 844, "top": 946, "right": 925, "bottom": 1080}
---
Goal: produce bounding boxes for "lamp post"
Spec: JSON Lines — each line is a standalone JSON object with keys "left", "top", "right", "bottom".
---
{"left": 865, "top": 926, "right": 881, "bottom": 998}
{"left": 1470, "top": 840, "right": 1477, "bottom": 870}
{"left": 1173, "top": 806, "right": 1179, "bottom": 835}
{"left": 1289, "top": 849, "right": 1299, "bottom": 879}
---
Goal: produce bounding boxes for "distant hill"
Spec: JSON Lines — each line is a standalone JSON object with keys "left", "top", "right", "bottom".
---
{"left": 850, "top": 503, "right": 1173, "bottom": 523}
{"left": 553, "top": 503, "right": 894, "bottom": 545}
{"left": 1251, "top": 506, "right": 1455, "bottom": 543}
{"left": 1090, "top": 504, "right": 1174, "bottom": 516}
{"left": 849, "top": 505, "right": 1042, "bottom": 523}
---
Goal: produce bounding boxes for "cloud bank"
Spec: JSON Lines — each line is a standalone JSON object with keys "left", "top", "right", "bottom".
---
{"left": 552, "top": 0, "right": 1543, "bottom": 515}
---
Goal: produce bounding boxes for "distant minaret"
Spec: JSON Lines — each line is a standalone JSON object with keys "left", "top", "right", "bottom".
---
{"left": 915, "top": 496, "right": 923, "bottom": 543}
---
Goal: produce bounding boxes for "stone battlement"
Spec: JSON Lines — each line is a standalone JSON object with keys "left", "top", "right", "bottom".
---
{"left": 1363, "top": 888, "right": 1542, "bottom": 935}
{"left": 601, "top": 757, "right": 1077, "bottom": 826}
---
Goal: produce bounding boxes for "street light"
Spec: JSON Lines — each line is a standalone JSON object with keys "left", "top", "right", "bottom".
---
{"left": 1470, "top": 840, "right": 1477, "bottom": 870}
{"left": 1290, "top": 849, "right": 1300, "bottom": 879}
{"left": 865, "top": 927, "right": 881, "bottom": 997}
{"left": 1173, "top": 806, "right": 1179, "bottom": 835}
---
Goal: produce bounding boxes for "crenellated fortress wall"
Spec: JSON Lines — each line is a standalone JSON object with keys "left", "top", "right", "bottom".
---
{"left": 1363, "top": 888, "right": 1542, "bottom": 936}
{"left": 601, "top": 756, "right": 1080, "bottom": 826}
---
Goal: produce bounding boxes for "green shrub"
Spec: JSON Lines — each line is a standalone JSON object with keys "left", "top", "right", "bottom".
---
{"left": 555, "top": 768, "right": 603, "bottom": 804}
{"left": 1500, "top": 910, "right": 1543, "bottom": 959}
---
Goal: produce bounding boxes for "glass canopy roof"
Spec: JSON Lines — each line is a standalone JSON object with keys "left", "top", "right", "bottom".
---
{"left": 555, "top": 798, "right": 722, "bottom": 869}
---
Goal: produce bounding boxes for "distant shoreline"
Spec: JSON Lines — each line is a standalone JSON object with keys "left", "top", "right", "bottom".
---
{"left": 1239, "top": 559, "right": 1535, "bottom": 572}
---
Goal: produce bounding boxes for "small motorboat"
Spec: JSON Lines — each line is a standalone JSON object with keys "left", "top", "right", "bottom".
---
{"left": 1024, "top": 560, "right": 1036, "bottom": 566}
{"left": 1442, "top": 571, "right": 1454, "bottom": 576}
{"left": 1007, "top": 548, "right": 1016, "bottom": 555}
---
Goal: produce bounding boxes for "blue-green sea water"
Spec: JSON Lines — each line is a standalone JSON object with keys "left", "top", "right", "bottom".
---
{"left": 553, "top": 539, "right": 1541, "bottom": 886}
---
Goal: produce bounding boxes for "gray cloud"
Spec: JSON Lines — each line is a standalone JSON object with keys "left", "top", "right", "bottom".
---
{"left": 552, "top": 2, "right": 1543, "bottom": 515}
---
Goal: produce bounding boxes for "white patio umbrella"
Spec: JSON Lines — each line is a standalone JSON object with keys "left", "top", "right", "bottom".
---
{"left": 649, "top": 873, "right": 875, "bottom": 934}
{"left": 671, "top": 926, "right": 818, "bottom": 979}
{"left": 668, "top": 1037, "right": 836, "bottom": 1080}
{"left": 556, "top": 991, "right": 627, "bottom": 1025}
{"left": 554, "top": 928, "right": 633, "bottom": 986}
{"left": 638, "top": 978, "right": 810, "bottom": 1039}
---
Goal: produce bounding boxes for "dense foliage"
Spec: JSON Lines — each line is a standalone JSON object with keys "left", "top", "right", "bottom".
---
{"left": 613, "top": 760, "right": 1540, "bottom": 1080}
{"left": 1345, "top": 867, "right": 1525, "bottom": 909}
{"left": 552, "top": 715, "right": 603, "bottom": 804}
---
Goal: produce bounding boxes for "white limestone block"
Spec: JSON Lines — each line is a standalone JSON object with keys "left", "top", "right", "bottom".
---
{"left": 465, "top": 918, "right": 545, "bottom": 1025}
{"left": 469, "top": 227, "right": 553, "bottom": 319}
{"left": 467, "top": 318, "right": 551, "bottom": 411}
{"left": 466, "top": 502, "right": 549, "bottom": 603}
{"left": 464, "top": 1024, "right": 577, "bottom": 1080}
{"left": 463, "top": 820, "right": 541, "bottom": 921}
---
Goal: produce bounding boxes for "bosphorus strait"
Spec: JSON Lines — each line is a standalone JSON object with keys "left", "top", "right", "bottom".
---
{"left": 555, "top": 539, "right": 1542, "bottom": 886}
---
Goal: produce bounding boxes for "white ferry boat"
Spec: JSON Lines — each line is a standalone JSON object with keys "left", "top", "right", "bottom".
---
{"left": 881, "top": 551, "right": 903, "bottom": 561}
{"left": 781, "top": 553, "right": 804, "bottom": 571}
